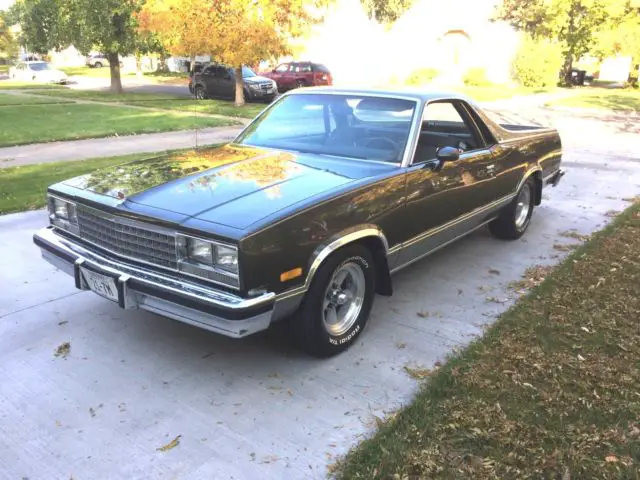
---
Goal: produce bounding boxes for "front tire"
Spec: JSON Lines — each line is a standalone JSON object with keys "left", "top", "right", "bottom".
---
{"left": 194, "top": 85, "right": 207, "bottom": 100}
{"left": 489, "top": 177, "right": 536, "bottom": 239}
{"left": 94, "top": 62, "right": 103, "bottom": 68}
{"left": 290, "top": 245, "right": 376, "bottom": 357}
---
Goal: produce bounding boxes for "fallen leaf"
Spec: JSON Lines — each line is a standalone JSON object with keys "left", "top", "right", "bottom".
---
{"left": 54, "top": 342, "right": 71, "bottom": 358}
{"left": 156, "top": 435, "right": 181, "bottom": 452}
{"left": 605, "top": 455, "right": 618, "bottom": 463}
{"left": 488, "top": 268, "right": 501, "bottom": 275}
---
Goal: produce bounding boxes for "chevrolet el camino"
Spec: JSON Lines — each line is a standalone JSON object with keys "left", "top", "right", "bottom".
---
{"left": 34, "top": 88, "right": 564, "bottom": 357}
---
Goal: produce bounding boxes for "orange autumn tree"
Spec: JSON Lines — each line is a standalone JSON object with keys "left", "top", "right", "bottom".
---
{"left": 138, "top": 0, "right": 220, "bottom": 70}
{"left": 140, "top": 0, "right": 327, "bottom": 106}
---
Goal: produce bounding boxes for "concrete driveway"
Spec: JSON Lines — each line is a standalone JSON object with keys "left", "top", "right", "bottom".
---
{"left": 0, "top": 108, "right": 638, "bottom": 480}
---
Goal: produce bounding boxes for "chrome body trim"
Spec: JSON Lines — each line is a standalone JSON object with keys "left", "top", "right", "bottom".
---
{"left": 302, "top": 226, "right": 389, "bottom": 289}
{"left": 34, "top": 227, "right": 277, "bottom": 338}
{"left": 389, "top": 193, "right": 514, "bottom": 272}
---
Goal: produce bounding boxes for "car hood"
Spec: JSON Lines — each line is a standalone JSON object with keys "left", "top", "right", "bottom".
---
{"left": 61, "top": 145, "right": 393, "bottom": 230}
{"left": 244, "top": 75, "right": 273, "bottom": 84}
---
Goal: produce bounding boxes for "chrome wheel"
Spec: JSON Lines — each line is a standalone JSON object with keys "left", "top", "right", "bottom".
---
{"left": 514, "top": 183, "right": 532, "bottom": 229}
{"left": 194, "top": 86, "right": 205, "bottom": 100}
{"left": 322, "top": 262, "right": 366, "bottom": 336}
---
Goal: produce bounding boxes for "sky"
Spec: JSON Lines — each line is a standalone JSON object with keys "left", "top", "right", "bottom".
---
{"left": 0, "top": 0, "right": 14, "bottom": 11}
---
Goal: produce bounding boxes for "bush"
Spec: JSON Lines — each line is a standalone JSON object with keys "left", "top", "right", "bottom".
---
{"left": 512, "top": 35, "right": 564, "bottom": 88}
{"left": 462, "top": 67, "right": 492, "bottom": 86}
{"left": 405, "top": 68, "right": 439, "bottom": 86}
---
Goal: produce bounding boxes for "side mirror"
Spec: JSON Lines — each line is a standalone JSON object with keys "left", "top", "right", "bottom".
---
{"left": 436, "top": 146, "right": 460, "bottom": 162}
{"left": 272, "top": 69, "right": 277, "bottom": 73}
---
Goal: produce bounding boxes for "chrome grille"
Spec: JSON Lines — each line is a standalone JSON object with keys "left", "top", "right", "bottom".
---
{"left": 77, "top": 205, "right": 177, "bottom": 269}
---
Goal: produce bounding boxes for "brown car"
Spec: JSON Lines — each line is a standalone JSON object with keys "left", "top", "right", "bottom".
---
{"left": 34, "top": 88, "right": 564, "bottom": 357}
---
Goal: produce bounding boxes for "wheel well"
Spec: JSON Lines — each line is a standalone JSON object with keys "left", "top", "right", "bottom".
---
{"left": 356, "top": 237, "right": 393, "bottom": 296}
{"left": 531, "top": 170, "right": 543, "bottom": 205}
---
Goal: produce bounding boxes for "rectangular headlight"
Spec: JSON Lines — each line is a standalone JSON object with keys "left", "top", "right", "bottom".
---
{"left": 48, "top": 195, "right": 79, "bottom": 233}
{"left": 176, "top": 234, "right": 239, "bottom": 288}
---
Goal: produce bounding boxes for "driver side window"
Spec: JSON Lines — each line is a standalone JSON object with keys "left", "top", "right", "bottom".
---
{"left": 275, "top": 64, "right": 290, "bottom": 73}
{"left": 413, "top": 101, "right": 481, "bottom": 164}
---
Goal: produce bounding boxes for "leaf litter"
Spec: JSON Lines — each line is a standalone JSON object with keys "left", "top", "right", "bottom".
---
{"left": 335, "top": 200, "right": 640, "bottom": 479}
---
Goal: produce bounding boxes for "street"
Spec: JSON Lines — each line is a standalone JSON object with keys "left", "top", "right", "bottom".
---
{"left": 0, "top": 107, "right": 639, "bottom": 479}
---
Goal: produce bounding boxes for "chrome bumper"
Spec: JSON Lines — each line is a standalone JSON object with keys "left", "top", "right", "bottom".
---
{"left": 33, "top": 227, "right": 281, "bottom": 338}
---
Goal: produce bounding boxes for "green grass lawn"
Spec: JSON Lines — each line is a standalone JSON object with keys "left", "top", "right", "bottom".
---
{"left": 31, "top": 89, "right": 264, "bottom": 118}
{"left": 0, "top": 152, "right": 154, "bottom": 214}
{"left": 0, "top": 93, "right": 75, "bottom": 106}
{"left": 549, "top": 88, "right": 640, "bottom": 112}
{"left": 0, "top": 65, "right": 8, "bottom": 73}
{"left": 60, "top": 66, "right": 140, "bottom": 79}
{"left": 336, "top": 200, "right": 640, "bottom": 479}
{"left": 0, "top": 81, "right": 67, "bottom": 90}
{"left": 0, "top": 103, "right": 238, "bottom": 147}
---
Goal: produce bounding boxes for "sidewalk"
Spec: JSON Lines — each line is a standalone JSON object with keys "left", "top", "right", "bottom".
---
{"left": 0, "top": 126, "right": 243, "bottom": 168}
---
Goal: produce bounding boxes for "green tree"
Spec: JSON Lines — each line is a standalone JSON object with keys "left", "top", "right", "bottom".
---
{"left": 0, "top": 12, "right": 19, "bottom": 60}
{"left": 594, "top": 2, "right": 640, "bottom": 80}
{"left": 6, "top": 0, "right": 148, "bottom": 93}
{"left": 360, "top": 0, "right": 413, "bottom": 23}
{"left": 496, "top": 0, "right": 628, "bottom": 82}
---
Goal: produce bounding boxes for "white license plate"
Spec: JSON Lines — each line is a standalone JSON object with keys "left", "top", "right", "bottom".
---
{"left": 81, "top": 268, "right": 119, "bottom": 302}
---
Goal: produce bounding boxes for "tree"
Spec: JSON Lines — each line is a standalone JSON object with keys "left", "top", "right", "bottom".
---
{"left": 496, "top": 0, "right": 628, "bottom": 83}
{"left": 138, "top": 0, "right": 221, "bottom": 72}
{"left": 6, "top": 0, "right": 147, "bottom": 93}
{"left": 360, "top": 0, "right": 413, "bottom": 24}
{"left": 0, "top": 13, "right": 19, "bottom": 60}
{"left": 593, "top": 2, "right": 640, "bottom": 80}
{"left": 141, "top": 0, "right": 327, "bottom": 106}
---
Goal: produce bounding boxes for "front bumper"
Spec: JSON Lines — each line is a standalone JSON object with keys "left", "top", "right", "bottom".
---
{"left": 33, "top": 227, "right": 278, "bottom": 338}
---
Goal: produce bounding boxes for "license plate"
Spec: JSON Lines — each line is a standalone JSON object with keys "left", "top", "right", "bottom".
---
{"left": 81, "top": 268, "right": 119, "bottom": 302}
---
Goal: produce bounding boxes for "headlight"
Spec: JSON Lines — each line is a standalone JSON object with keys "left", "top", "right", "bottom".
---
{"left": 48, "top": 195, "right": 79, "bottom": 233}
{"left": 214, "top": 245, "right": 238, "bottom": 272}
{"left": 248, "top": 83, "right": 261, "bottom": 90}
{"left": 176, "top": 234, "right": 239, "bottom": 287}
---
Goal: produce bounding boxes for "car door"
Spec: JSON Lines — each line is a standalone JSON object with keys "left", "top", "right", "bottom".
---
{"left": 270, "top": 63, "right": 290, "bottom": 90}
{"left": 219, "top": 67, "right": 236, "bottom": 98}
{"left": 293, "top": 62, "right": 313, "bottom": 86}
{"left": 15, "top": 63, "right": 26, "bottom": 80}
{"left": 395, "top": 100, "right": 500, "bottom": 268}
{"left": 199, "top": 65, "right": 217, "bottom": 96}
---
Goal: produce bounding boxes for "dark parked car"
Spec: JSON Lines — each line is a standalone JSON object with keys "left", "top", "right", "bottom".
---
{"left": 190, "top": 64, "right": 277, "bottom": 102}
{"left": 261, "top": 61, "right": 332, "bottom": 91}
{"left": 34, "top": 88, "right": 564, "bottom": 357}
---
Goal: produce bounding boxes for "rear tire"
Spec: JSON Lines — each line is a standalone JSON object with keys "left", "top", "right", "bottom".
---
{"left": 290, "top": 244, "right": 375, "bottom": 357}
{"left": 296, "top": 80, "right": 305, "bottom": 88}
{"left": 489, "top": 177, "right": 536, "bottom": 240}
{"left": 94, "top": 62, "right": 103, "bottom": 68}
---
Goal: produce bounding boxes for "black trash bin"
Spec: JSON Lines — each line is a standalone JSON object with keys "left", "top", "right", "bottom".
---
{"left": 571, "top": 69, "right": 586, "bottom": 86}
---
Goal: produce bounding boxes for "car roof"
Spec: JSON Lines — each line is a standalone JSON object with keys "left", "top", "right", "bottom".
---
{"left": 285, "top": 86, "right": 475, "bottom": 103}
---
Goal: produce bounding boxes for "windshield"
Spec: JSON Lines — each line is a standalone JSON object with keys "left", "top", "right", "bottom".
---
{"left": 236, "top": 94, "right": 417, "bottom": 163}
{"left": 29, "top": 62, "right": 50, "bottom": 71}
{"left": 242, "top": 66, "right": 256, "bottom": 78}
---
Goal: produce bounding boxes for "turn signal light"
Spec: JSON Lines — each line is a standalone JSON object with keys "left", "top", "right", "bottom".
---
{"left": 280, "top": 267, "right": 303, "bottom": 282}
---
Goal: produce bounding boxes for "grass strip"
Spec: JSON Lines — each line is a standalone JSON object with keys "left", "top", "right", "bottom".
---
{"left": 0, "top": 103, "right": 237, "bottom": 147}
{"left": 30, "top": 89, "right": 265, "bottom": 118}
{"left": 336, "top": 200, "right": 640, "bottom": 479}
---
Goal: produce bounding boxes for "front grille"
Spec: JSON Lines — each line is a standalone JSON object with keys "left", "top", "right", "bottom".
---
{"left": 77, "top": 205, "right": 177, "bottom": 269}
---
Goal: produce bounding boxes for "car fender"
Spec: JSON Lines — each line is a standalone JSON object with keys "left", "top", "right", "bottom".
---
{"left": 305, "top": 224, "right": 392, "bottom": 296}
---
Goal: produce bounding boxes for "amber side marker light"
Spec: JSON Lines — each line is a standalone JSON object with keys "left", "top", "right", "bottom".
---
{"left": 280, "top": 267, "right": 303, "bottom": 282}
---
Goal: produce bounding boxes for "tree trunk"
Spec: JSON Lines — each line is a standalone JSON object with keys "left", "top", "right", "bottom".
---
{"left": 158, "top": 53, "right": 168, "bottom": 72}
{"left": 234, "top": 66, "right": 245, "bottom": 107}
{"left": 135, "top": 53, "right": 143, "bottom": 77}
{"left": 108, "top": 52, "right": 123, "bottom": 94}
{"left": 561, "top": 53, "right": 574, "bottom": 85}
